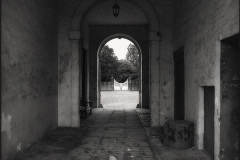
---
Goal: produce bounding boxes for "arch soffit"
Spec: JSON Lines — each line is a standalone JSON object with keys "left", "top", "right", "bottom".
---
{"left": 71, "top": 0, "right": 159, "bottom": 32}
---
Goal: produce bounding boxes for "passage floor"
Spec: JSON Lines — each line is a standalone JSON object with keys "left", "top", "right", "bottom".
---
{"left": 12, "top": 107, "right": 211, "bottom": 160}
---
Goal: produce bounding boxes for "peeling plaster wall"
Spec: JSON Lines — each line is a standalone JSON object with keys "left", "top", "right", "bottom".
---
{"left": 148, "top": 0, "right": 174, "bottom": 126}
{"left": 138, "top": 0, "right": 174, "bottom": 126}
{"left": 173, "top": 0, "right": 239, "bottom": 159}
{"left": 1, "top": 0, "right": 58, "bottom": 159}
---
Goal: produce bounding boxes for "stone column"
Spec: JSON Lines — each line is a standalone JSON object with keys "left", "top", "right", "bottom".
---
{"left": 149, "top": 31, "right": 161, "bottom": 126}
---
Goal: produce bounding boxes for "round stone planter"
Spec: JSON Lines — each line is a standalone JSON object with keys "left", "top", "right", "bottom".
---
{"left": 164, "top": 120, "right": 194, "bottom": 149}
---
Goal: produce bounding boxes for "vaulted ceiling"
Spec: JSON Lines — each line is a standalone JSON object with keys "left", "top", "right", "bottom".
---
{"left": 85, "top": 0, "right": 148, "bottom": 25}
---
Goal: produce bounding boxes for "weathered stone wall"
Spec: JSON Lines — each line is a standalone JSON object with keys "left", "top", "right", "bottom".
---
{"left": 1, "top": 0, "right": 58, "bottom": 159}
{"left": 173, "top": 0, "right": 239, "bottom": 159}
{"left": 147, "top": 0, "right": 174, "bottom": 126}
{"left": 58, "top": 0, "right": 81, "bottom": 127}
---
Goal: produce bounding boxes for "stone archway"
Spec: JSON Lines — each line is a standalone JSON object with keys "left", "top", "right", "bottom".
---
{"left": 59, "top": 0, "right": 162, "bottom": 127}
{"left": 97, "top": 34, "right": 143, "bottom": 108}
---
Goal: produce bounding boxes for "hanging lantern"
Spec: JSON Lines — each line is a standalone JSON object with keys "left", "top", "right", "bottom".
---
{"left": 112, "top": 3, "right": 120, "bottom": 17}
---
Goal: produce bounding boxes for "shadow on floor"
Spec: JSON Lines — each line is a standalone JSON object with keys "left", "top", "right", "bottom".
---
{"left": 11, "top": 108, "right": 211, "bottom": 160}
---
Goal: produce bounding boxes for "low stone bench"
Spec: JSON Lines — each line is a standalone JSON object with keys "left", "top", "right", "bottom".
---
{"left": 164, "top": 120, "right": 194, "bottom": 149}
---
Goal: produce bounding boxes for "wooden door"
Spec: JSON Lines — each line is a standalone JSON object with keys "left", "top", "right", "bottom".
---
{"left": 174, "top": 48, "right": 185, "bottom": 120}
{"left": 204, "top": 86, "right": 215, "bottom": 159}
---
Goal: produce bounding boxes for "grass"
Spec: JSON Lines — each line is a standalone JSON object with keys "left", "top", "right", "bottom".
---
{"left": 100, "top": 91, "right": 139, "bottom": 109}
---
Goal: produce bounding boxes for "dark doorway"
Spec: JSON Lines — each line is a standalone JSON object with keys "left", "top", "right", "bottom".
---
{"left": 204, "top": 86, "right": 215, "bottom": 159}
{"left": 220, "top": 34, "right": 240, "bottom": 160}
{"left": 174, "top": 47, "right": 185, "bottom": 120}
{"left": 81, "top": 48, "right": 87, "bottom": 103}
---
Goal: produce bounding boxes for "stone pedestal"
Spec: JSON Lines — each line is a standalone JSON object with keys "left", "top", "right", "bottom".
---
{"left": 164, "top": 120, "right": 194, "bottom": 149}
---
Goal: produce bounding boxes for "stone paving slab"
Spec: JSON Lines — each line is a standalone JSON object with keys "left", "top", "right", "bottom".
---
{"left": 11, "top": 106, "right": 212, "bottom": 160}
{"left": 11, "top": 108, "right": 156, "bottom": 160}
{"left": 125, "top": 146, "right": 152, "bottom": 152}
{"left": 136, "top": 108, "right": 212, "bottom": 160}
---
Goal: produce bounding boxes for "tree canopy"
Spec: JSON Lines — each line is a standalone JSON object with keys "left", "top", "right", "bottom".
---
{"left": 100, "top": 44, "right": 140, "bottom": 83}
{"left": 126, "top": 44, "right": 139, "bottom": 68}
{"left": 99, "top": 45, "right": 118, "bottom": 82}
{"left": 113, "top": 60, "right": 138, "bottom": 83}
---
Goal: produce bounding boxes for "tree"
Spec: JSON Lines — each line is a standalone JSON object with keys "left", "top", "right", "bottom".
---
{"left": 114, "top": 60, "right": 138, "bottom": 83}
{"left": 100, "top": 44, "right": 140, "bottom": 82}
{"left": 126, "top": 44, "right": 140, "bottom": 80}
{"left": 99, "top": 45, "right": 118, "bottom": 82}
{"left": 126, "top": 44, "right": 139, "bottom": 68}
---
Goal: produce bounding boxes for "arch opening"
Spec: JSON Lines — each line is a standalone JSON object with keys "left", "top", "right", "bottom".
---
{"left": 97, "top": 35, "right": 142, "bottom": 109}
{"left": 61, "top": 0, "right": 161, "bottom": 128}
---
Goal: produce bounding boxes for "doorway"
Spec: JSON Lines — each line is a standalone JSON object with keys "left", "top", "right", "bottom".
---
{"left": 174, "top": 47, "right": 185, "bottom": 120}
{"left": 204, "top": 86, "right": 215, "bottom": 159}
{"left": 98, "top": 37, "right": 141, "bottom": 109}
{"left": 220, "top": 34, "right": 240, "bottom": 160}
{"left": 81, "top": 48, "right": 87, "bottom": 104}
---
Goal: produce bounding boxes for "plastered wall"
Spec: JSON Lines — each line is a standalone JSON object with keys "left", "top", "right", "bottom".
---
{"left": 58, "top": 0, "right": 81, "bottom": 127}
{"left": 1, "top": 0, "right": 58, "bottom": 159}
{"left": 173, "top": 0, "right": 239, "bottom": 159}
{"left": 151, "top": 0, "right": 174, "bottom": 126}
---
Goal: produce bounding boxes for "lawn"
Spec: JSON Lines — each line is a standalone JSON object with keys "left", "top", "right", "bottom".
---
{"left": 100, "top": 91, "right": 139, "bottom": 109}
